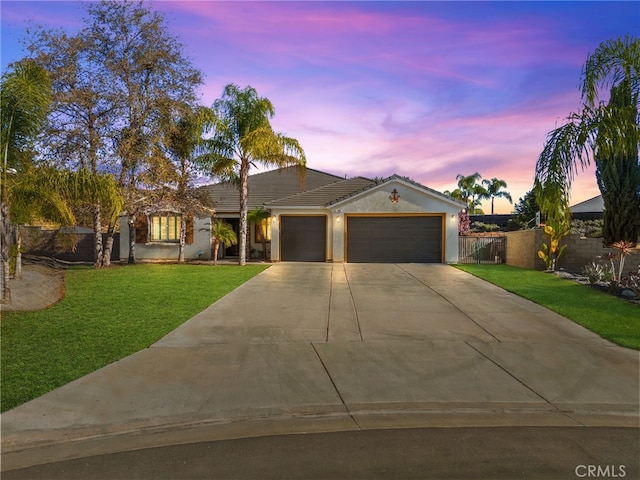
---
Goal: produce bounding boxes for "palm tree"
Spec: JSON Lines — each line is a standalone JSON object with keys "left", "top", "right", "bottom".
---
{"left": 1, "top": 60, "right": 51, "bottom": 302}
{"left": 455, "top": 173, "right": 489, "bottom": 214}
{"left": 535, "top": 36, "right": 639, "bottom": 244}
{"left": 155, "top": 103, "right": 216, "bottom": 262}
{"left": 202, "top": 84, "right": 306, "bottom": 265}
{"left": 210, "top": 219, "right": 237, "bottom": 266}
{"left": 4, "top": 166, "right": 122, "bottom": 299}
{"left": 248, "top": 207, "right": 271, "bottom": 260}
{"left": 482, "top": 177, "right": 513, "bottom": 215}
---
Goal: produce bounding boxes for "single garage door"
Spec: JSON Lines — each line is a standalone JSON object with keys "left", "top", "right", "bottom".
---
{"left": 347, "top": 215, "right": 442, "bottom": 263}
{"left": 280, "top": 215, "right": 327, "bottom": 262}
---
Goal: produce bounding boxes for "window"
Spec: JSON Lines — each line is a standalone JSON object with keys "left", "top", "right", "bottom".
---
{"left": 150, "top": 214, "right": 181, "bottom": 242}
{"left": 255, "top": 218, "right": 271, "bottom": 243}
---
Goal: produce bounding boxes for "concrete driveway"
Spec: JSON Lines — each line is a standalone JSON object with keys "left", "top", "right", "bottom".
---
{"left": 2, "top": 263, "right": 639, "bottom": 472}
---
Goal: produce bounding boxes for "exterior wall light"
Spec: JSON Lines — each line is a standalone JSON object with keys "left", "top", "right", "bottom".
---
{"left": 272, "top": 215, "right": 277, "bottom": 222}
{"left": 389, "top": 188, "right": 400, "bottom": 203}
{"left": 335, "top": 215, "right": 341, "bottom": 223}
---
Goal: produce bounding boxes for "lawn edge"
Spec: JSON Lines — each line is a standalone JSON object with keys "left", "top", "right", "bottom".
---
{"left": 453, "top": 264, "right": 640, "bottom": 351}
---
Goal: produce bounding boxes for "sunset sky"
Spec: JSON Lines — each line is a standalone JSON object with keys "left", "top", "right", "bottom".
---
{"left": 1, "top": 1, "right": 637, "bottom": 213}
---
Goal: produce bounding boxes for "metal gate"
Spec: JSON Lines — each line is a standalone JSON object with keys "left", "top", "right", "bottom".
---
{"left": 458, "top": 236, "right": 506, "bottom": 264}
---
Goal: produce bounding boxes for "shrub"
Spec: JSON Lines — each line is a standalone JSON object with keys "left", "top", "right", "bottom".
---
{"left": 581, "top": 261, "right": 613, "bottom": 284}
{"left": 538, "top": 221, "right": 570, "bottom": 271}
{"left": 470, "top": 221, "right": 500, "bottom": 233}
{"left": 621, "top": 271, "right": 640, "bottom": 296}
{"left": 571, "top": 219, "right": 603, "bottom": 238}
{"left": 458, "top": 210, "right": 471, "bottom": 235}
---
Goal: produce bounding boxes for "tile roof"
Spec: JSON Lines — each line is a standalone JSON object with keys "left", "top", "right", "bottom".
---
{"left": 199, "top": 168, "right": 464, "bottom": 211}
{"left": 198, "top": 166, "right": 344, "bottom": 212}
{"left": 266, "top": 176, "right": 375, "bottom": 207}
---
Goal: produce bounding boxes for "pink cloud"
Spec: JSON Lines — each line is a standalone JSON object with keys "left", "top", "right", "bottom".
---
{"left": 2, "top": 1, "right": 623, "bottom": 214}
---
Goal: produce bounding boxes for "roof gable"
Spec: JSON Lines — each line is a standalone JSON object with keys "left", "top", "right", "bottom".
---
{"left": 329, "top": 175, "right": 467, "bottom": 209}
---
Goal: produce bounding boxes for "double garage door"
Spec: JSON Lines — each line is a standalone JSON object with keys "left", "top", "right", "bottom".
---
{"left": 347, "top": 215, "right": 442, "bottom": 263}
{"left": 280, "top": 215, "right": 443, "bottom": 263}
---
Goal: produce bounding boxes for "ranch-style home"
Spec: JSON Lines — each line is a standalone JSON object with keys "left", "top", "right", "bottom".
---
{"left": 119, "top": 166, "right": 465, "bottom": 263}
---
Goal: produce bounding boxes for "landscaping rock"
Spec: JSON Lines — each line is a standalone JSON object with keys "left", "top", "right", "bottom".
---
{"left": 620, "top": 289, "right": 638, "bottom": 300}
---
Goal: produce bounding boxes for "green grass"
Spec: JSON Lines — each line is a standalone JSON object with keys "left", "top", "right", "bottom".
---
{"left": 455, "top": 264, "right": 640, "bottom": 350}
{"left": 1, "top": 263, "right": 269, "bottom": 412}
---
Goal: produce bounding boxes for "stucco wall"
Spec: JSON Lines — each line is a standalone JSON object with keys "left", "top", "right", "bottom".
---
{"left": 119, "top": 216, "right": 212, "bottom": 261}
{"left": 333, "top": 182, "right": 461, "bottom": 263}
{"left": 271, "top": 180, "right": 462, "bottom": 263}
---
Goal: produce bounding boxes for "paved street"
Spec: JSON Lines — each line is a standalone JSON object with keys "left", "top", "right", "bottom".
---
{"left": 5, "top": 427, "right": 638, "bottom": 480}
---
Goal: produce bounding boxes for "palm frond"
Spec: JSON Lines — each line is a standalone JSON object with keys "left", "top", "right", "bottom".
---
{"left": 210, "top": 218, "right": 238, "bottom": 245}
{"left": 535, "top": 116, "right": 594, "bottom": 191}
{"left": 581, "top": 35, "right": 640, "bottom": 108}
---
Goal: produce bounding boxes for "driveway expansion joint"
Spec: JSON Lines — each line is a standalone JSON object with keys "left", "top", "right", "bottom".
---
{"left": 310, "top": 342, "right": 362, "bottom": 430}
{"left": 464, "top": 341, "right": 558, "bottom": 409}
{"left": 397, "top": 264, "right": 501, "bottom": 343}
{"left": 341, "top": 264, "right": 363, "bottom": 342}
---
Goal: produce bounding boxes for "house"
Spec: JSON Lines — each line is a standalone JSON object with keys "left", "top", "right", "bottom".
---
{"left": 120, "top": 167, "right": 465, "bottom": 263}
{"left": 570, "top": 195, "right": 605, "bottom": 221}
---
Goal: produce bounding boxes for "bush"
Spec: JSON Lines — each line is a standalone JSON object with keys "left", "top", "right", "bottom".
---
{"left": 470, "top": 221, "right": 500, "bottom": 233}
{"left": 621, "top": 271, "right": 640, "bottom": 296}
{"left": 506, "top": 218, "right": 525, "bottom": 231}
{"left": 581, "top": 261, "right": 613, "bottom": 284}
{"left": 571, "top": 219, "right": 603, "bottom": 238}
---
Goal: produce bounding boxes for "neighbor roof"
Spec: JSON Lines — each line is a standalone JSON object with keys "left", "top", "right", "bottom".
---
{"left": 570, "top": 195, "right": 604, "bottom": 213}
{"left": 199, "top": 166, "right": 344, "bottom": 212}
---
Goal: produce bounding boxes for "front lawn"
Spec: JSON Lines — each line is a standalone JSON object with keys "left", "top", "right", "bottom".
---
{"left": 455, "top": 264, "right": 640, "bottom": 350}
{"left": 1, "top": 263, "right": 269, "bottom": 412}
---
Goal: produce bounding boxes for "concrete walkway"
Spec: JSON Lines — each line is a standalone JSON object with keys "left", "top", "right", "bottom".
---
{"left": 2, "top": 263, "right": 638, "bottom": 472}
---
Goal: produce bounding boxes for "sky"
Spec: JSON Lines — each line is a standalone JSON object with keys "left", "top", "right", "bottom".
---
{"left": 1, "top": 1, "right": 638, "bottom": 213}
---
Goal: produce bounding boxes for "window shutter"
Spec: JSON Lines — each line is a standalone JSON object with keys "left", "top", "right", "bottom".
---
{"left": 185, "top": 215, "right": 194, "bottom": 244}
{"left": 135, "top": 214, "right": 148, "bottom": 244}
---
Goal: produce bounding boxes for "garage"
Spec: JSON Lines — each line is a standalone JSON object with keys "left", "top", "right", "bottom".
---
{"left": 280, "top": 215, "right": 327, "bottom": 262}
{"left": 346, "top": 215, "right": 443, "bottom": 263}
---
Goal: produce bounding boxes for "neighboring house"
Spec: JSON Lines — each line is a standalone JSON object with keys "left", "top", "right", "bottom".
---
{"left": 570, "top": 195, "right": 604, "bottom": 213}
{"left": 570, "top": 195, "right": 605, "bottom": 222}
{"left": 120, "top": 166, "right": 465, "bottom": 263}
